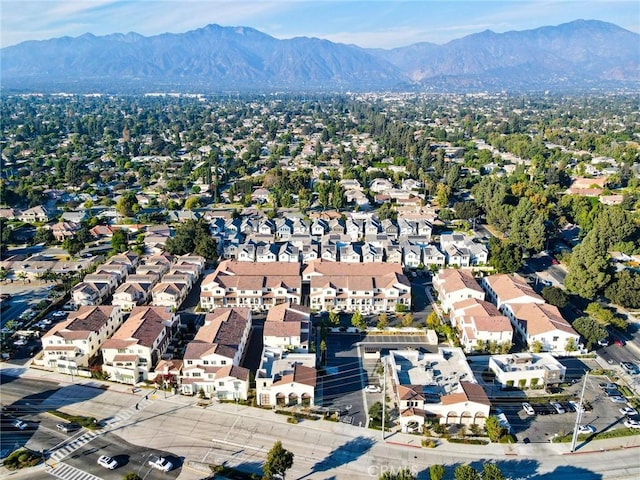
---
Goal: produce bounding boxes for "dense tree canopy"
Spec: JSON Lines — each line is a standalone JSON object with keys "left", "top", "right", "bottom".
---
{"left": 488, "top": 238, "right": 524, "bottom": 273}
{"left": 572, "top": 316, "right": 608, "bottom": 350}
{"left": 605, "top": 270, "right": 640, "bottom": 308}
{"left": 164, "top": 219, "right": 218, "bottom": 262}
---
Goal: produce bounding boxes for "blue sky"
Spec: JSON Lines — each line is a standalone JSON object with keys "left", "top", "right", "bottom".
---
{"left": 2, "top": 1, "right": 639, "bottom": 49}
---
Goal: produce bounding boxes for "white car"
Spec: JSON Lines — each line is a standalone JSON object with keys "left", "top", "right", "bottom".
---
{"left": 364, "top": 385, "right": 382, "bottom": 393}
{"left": 12, "top": 419, "right": 27, "bottom": 430}
{"left": 620, "top": 407, "right": 638, "bottom": 416}
{"left": 13, "top": 338, "right": 27, "bottom": 346}
{"left": 97, "top": 455, "right": 118, "bottom": 469}
{"left": 625, "top": 419, "right": 640, "bottom": 429}
{"left": 522, "top": 402, "right": 535, "bottom": 416}
{"left": 610, "top": 396, "right": 627, "bottom": 403}
{"left": 148, "top": 455, "right": 173, "bottom": 472}
{"left": 578, "top": 425, "right": 596, "bottom": 434}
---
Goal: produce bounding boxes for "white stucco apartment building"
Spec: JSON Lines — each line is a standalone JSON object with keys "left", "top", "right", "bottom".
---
{"left": 41, "top": 306, "right": 124, "bottom": 375}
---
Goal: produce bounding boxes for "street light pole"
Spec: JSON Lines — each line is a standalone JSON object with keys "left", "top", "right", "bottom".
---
{"left": 570, "top": 372, "right": 589, "bottom": 453}
{"left": 381, "top": 356, "right": 386, "bottom": 441}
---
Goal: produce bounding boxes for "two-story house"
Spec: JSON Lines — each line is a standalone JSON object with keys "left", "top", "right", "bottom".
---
{"left": 101, "top": 306, "right": 179, "bottom": 384}
{"left": 263, "top": 303, "right": 311, "bottom": 352}
{"left": 433, "top": 269, "right": 485, "bottom": 313}
{"left": 181, "top": 308, "right": 252, "bottom": 399}
{"left": 41, "top": 306, "right": 123, "bottom": 374}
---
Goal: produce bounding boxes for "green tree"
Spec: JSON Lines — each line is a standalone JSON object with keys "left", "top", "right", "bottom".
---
{"left": 484, "top": 416, "right": 503, "bottom": 442}
{"left": 115, "top": 191, "right": 139, "bottom": 217}
{"left": 319, "top": 340, "right": 327, "bottom": 365}
{"left": 435, "top": 183, "right": 451, "bottom": 207}
{"left": 430, "top": 464, "right": 445, "bottom": 480}
{"left": 605, "top": 270, "right": 640, "bottom": 308}
{"left": 454, "top": 464, "right": 481, "bottom": 480}
{"left": 530, "top": 340, "right": 543, "bottom": 353}
{"left": 453, "top": 201, "right": 480, "bottom": 221}
{"left": 564, "top": 234, "right": 611, "bottom": 299}
{"left": 328, "top": 310, "right": 340, "bottom": 327}
{"left": 263, "top": 440, "right": 294, "bottom": 480}
{"left": 62, "top": 237, "right": 84, "bottom": 256}
{"left": 122, "top": 473, "right": 142, "bottom": 480}
{"left": 165, "top": 219, "right": 217, "bottom": 262}
{"left": 184, "top": 196, "right": 200, "bottom": 210}
{"left": 482, "top": 463, "right": 506, "bottom": 480}
{"left": 565, "top": 338, "right": 577, "bottom": 352}
{"left": 585, "top": 302, "right": 626, "bottom": 330}
{"left": 426, "top": 311, "right": 441, "bottom": 330}
{"left": 488, "top": 238, "right": 523, "bottom": 273}
{"left": 572, "top": 316, "right": 608, "bottom": 350}
{"left": 376, "top": 313, "right": 388, "bottom": 329}
{"left": 368, "top": 401, "right": 389, "bottom": 426}
{"left": 351, "top": 310, "right": 366, "bottom": 330}
{"left": 541, "top": 286, "right": 568, "bottom": 308}
{"left": 110, "top": 229, "right": 128, "bottom": 254}
{"left": 401, "top": 313, "right": 414, "bottom": 328}
{"left": 33, "top": 227, "right": 54, "bottom": 245}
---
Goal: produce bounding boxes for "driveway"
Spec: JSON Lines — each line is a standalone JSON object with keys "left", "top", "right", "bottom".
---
{"left": 321, "top": 333, "right": 367, "bottom": 427}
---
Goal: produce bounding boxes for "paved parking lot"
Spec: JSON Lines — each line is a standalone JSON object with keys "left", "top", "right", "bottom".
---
{"left": 321, "top": 333, "right": 367, "bottom": 427}
{"left": 498, "top": 373, "right": 638, "bottom": 443}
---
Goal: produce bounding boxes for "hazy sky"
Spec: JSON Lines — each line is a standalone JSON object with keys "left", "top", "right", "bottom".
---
{"left": 2, "top": 0, "right": 639, "bottom": 49}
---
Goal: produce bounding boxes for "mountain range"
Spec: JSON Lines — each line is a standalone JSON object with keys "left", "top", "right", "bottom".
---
{"left": 1, "top": 20, "right": 638, "bottom": 93}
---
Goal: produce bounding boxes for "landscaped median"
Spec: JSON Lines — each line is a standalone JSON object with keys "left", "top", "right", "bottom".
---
{"left": 1, "top": 448, "right": 42, "bottom": 470}
{"left": 47, "top": 410, "right": 101, "bottom": 429}
{"left": 551, "top": 425, "right": 640, "bottom": 443}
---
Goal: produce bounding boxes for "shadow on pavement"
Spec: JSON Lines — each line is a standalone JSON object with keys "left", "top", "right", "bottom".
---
{"left": 300, "top": 436, "right": 374, "bottom": 479}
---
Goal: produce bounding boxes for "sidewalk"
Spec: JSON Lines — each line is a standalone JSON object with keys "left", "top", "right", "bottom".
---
{"left": 3, "top": 364, "right": 640, "bottom": 480}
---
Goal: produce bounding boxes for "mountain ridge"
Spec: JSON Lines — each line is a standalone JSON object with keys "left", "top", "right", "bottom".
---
{"left": 1, "top": 19, "right": 638, "bottom": 92}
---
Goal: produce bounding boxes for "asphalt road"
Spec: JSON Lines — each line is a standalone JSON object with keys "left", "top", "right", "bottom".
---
{"left": 2, "top": 371, "right": 640, "bottom": 480}
{"left": 0, "top": 372, "right": 180, "bottom": 480}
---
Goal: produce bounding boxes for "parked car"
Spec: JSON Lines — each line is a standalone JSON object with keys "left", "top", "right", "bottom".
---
{"left": 364, "top": 385, "right": 382, "bottom": 393}
{"left": 620, "top": 407, "right": 639, "bottom": 417}
{"left": 13, "top": 338, "right": 27, "bottom": 347}
{"left": 604, "top": 388, "right": 623, "bottom": 397}
{"left": 56, "top": 422, "right": 80, "bottom": 433}
{"left": 625, "top": 419, "right": 640, "bottom": 429}
{"left": 148, "top": 455, "right": 173, "bottom": 472}
{"left": 97, "top": 455, "right": 119, "bottom": 469}
{"left": 568, "top": 401, "right": 586, "bottom": 413}
{"left": 621, "top": 362, "right": 639, "bottom": 375}
{"left": 522, "top": 402, "right": 535, "bottom": 416}
{"left": 534, "top": 403, "right": 555, "bottom": 415}
{"left": 550, "top": 401, "right": 566, "bottom": 414}
{"left": 610, "top": 396, "right": 627, "bottom": 404}
{"left": 578, "top": 425, "right": 596, "bottom": 434}
{"left": 597, "top": 338, "right": 610, "bottom": 347}
{"left": 613, "top": 338, "right": 626, "bottom": 346}
{"left": 12, "top": 419, "right": 27, "bottom": 430}
{"left": 599, "top": 382, "right": 618, "bottom": 390}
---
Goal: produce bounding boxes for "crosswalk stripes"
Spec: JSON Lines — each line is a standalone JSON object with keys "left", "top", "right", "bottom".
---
{"left": 49, "top": 431, "right": 100, "bottom": 462}
{"left": 45, "top": 394, "right": 155, "bottom": 480}
{"left": 47, "top": 462, "right": 103, "bottom": 480}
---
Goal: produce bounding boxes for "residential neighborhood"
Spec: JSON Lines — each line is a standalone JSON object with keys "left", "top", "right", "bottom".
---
{"left": 0, "top": 90, "right": 638, "bottom": 480}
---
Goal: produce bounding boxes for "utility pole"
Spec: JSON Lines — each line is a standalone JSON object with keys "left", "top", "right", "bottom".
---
{"left": 381, "top": 356, "right": 386, "bottom": 441}
{"left": 570, "top": 372, "right": 589, "bottom": 453}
